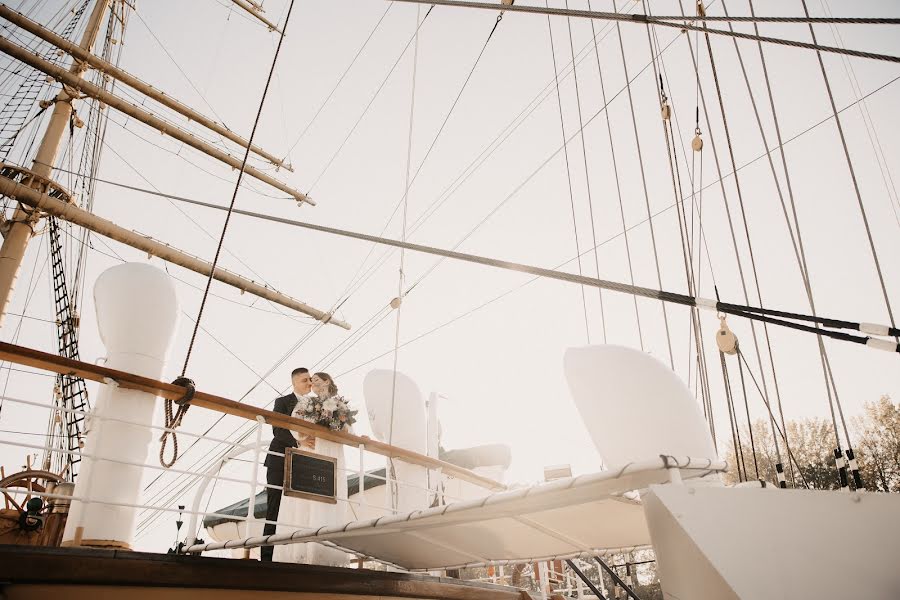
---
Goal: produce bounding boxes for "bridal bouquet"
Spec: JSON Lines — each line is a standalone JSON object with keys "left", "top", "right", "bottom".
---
{"left": 296, "top": 395, "right": 357, "bottom": 432}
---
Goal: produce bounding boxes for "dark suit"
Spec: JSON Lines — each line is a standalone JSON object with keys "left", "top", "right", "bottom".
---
{"left": 261, "top": 393, "right": 298, "bottom": 561}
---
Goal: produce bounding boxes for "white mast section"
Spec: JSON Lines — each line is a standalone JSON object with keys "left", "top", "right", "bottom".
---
{"left": 0, "top": 36, "right": 312, "bottom": 205}
{"left": 0, "top": 5, "right": 292, "bottom": 172}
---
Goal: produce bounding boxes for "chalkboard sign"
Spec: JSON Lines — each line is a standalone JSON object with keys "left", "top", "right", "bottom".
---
{"left": 284, "top": 448, "right": 337, "bottom": 504}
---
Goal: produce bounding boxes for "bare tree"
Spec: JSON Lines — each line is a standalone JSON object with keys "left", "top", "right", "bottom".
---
{"left": 853, "top": 395, "right": 900, "bottom": 493}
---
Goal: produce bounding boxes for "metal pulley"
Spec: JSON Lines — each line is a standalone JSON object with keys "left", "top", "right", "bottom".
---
{"left": 692, "top": 127, "right": 703, "bottom": 151}
{"left": 661, "top": 102, "right": 671, "bottom": 121}
{"left": 716, "top": 315, "right": 738, "bottom": 355}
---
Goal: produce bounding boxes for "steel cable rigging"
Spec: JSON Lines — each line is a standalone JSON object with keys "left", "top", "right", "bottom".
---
{"left": 159, "top": 0, "right": 299, "bottom": 469}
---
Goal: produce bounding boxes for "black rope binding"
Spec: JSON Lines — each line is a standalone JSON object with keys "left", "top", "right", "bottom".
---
{"left": 159, "top": 377, "right": 195, "bottom": 468}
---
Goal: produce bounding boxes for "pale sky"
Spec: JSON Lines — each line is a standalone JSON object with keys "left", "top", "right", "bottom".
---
{"left": 0, "top": 0, "right": 898, "bottom": 553}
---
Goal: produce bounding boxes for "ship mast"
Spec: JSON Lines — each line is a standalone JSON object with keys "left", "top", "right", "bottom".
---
{"left": 0, "top": 2, "right": 347, "bottom": 328}
{"left": 0, "top": 0, "right": 110, "bottom": 325}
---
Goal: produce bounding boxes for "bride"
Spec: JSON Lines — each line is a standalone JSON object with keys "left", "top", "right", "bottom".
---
{"left": 273, "top": 372, "right": 352, "bottom": 566}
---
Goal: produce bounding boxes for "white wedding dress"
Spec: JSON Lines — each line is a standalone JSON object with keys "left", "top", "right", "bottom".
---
{"left": 273, "top": 397, "right": 350, "bottom": 566}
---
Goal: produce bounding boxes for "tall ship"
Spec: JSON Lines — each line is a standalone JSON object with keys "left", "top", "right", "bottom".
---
{"left": 0, "top": 1, "right": 898, "bottom": 598}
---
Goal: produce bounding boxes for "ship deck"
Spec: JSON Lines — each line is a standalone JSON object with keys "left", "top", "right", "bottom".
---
{"left": 0, "top": 545, "right": 534, "bottom": 600}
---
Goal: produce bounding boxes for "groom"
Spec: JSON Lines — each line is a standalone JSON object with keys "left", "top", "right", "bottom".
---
{"left": 261, "top": 367, "right": 312, "bottom": 561}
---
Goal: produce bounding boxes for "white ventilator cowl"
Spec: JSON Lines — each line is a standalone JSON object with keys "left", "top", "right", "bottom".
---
{"left": 63, "top": 263, "right": 179, "bottom": 548}
{"left": 564, "top": 345, "right": 717, "bottom": 466}
{"left": 94, "top": 262, "right": 179, "bottom": 368}
{"left": 363, "top": 369, "right": 428, "bottom": 511}
{"left": 363, "top": 369, "right": 427, "bottom": 454}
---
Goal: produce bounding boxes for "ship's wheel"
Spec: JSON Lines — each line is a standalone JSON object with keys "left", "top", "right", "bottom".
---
{"left": 0, "top": 469, "right": 65, "bottom": 541}
{"left": 0, "top": 469, "right": 63, "bottom": 511}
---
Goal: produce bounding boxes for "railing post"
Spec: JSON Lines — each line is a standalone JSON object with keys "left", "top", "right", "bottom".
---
{"left": 435, "top": 466, "right": 443, "bottom": 505}
{"left": 358, "top": 442, "right": 367, "bottom": 510}
{"left": 664, "top": 456, "right": 682, "bottom": 485}
{"left": 538, "top": 561, "right": 549, "bottom": 600}
{"left": 248, "top": 416, "right": 266, "bottom": 533}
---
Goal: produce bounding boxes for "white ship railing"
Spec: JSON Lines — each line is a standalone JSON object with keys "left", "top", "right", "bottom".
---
{"left": 0, "top": 387, "right": 499, "bottom": 557}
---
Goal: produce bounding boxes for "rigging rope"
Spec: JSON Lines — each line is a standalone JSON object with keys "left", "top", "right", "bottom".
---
{"left": 388, "top": 3, "right": 423, "bottom": 509}
{"left": 281, "top": 1, "right": 394, "bottom": 161}
{"left": 310, "top": 3, "right": 667, "bottom": 331}
{"left": 735, "top": 347, "right": 759, "bottom": 480}
{"left": 735, "top": 347, "right": 810, "bottom": 489}
{"left": 611, "top": 0, "right": 674, "bottom": 369}
{"left": 306, "top": 6, "right": 434, "bottom": 195}
{"left": 801, "top": 0, "right": 897, "bottom": 342}
{"left": 716, "top": 0, "right": 805, "bottom": 484}
{"left": 692, "top": 0, "right": 806, "bottom": 485}
{"left": 161, "top": 0, "right": 297, "bottom": 469}
{"left": 89, "top": 174, "right": 900, "bottom": 355}
{"left": 720, "top": 351, "right": 745, "bottom": 482}
{"left": 718, "top": 1, "right": 881, "bottom": 483}
{"left": 587, "top": 0, "right": 642, "bottom": 349}
{"left": 395, "top": 0, "right": 900, "bottom": 25}
{"left": 180, "top": 0, "right": 297, "bottom": 374}
{"left": 546, "top": 1, "right": 591, "bottom": 342}
{"left": 741, "top": 0, "right": 841, "bottom": 485}
{"left": 644, "top": 16, "right": 716, "bottom": 449}
{"left": 564, "top": 0, "right": 607, "bottom": 342}
{"left": 389, "top": 10, "right": 506, "bottom": 224}
{"left": 687, "top": 107, "right": 717, "bottom": 443}
{"left": 102, "top": 127, "right": 293, "bottom": 307}
{"left": 821, "top": 0, "right": 900, "bottom": 229}
{"left": 131, "top": 8, "right": 232, "bottom": 133}
{"left": 320, "top": 5, "right": 631, "bottom": 325}
{"left": 392, "top": 0, "right": 900, "bottom": 64}
{"left": 283, "top": 8, "right": 505, "bottom": 367}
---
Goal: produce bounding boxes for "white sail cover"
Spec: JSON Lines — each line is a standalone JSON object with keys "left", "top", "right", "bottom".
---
{"left": 187, "top": 456, "right": 724, "bottom": 570}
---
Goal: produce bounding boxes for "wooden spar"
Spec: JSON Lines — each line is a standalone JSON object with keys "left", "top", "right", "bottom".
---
{"left": 0, "top": 36, "right": 312, "bottom": 205}
{"left": 230, "top": 0, "right": 282, "bottom": 32}
{"left": 0, "top": 341, "right": 505, "bottom": 491}
{"left": 0, "top": 5, "right": 291, "bottom": 172}
{"left": 0, "top": 172, "right": 350, "bottom": 329}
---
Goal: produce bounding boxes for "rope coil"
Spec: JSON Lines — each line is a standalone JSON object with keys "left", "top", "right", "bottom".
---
{"left": 159, "top": 377, "right": 195, "bottom": 468}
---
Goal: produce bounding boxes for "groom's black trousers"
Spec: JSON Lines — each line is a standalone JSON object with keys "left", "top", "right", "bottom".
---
{"left": 261, "top": 393, "right": 298, "bottom": 561}
{"left": 261, "top": 458, "right": 283, "bottom": 562}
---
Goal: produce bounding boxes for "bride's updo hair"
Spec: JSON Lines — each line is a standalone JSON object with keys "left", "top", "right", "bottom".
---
{"left": 315, "top": 372, "right": 338, "bottom": 397}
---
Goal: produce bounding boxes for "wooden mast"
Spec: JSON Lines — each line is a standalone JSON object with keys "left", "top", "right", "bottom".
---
{"left": 0, "top": 0, "right": 111, "bottom": 326}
